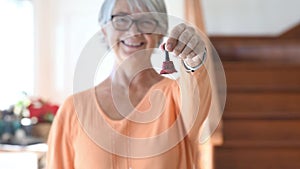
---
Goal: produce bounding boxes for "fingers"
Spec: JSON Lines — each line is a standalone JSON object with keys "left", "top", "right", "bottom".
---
{"left": 165, "top": 23, "right": 186, "bottom": 51}
{"left": 164, "top": 23, "right": 205, "bottom": 61}
{"left": 181, "top": 34, "right": 198, "bottom": 58}
{"left": 174, "top": 27, "right": 195, "bottom": 56}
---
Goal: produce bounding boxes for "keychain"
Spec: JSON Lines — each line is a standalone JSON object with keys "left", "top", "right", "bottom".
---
{"left": 160, "top": 45, "right": 177, "bottom": 74}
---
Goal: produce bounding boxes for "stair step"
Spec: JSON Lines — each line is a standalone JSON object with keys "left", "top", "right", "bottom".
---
{"left": 221, "top": 120, "right": 300, "bottom": 147}
{"left": 215, "top": 147, "right": 300, "bottom": 169}
{"left": 211, "top": 37, "right": 300, "bottom": 62}
{"left": 224, "top": 92, "right": 300, "bottom": 119}
{"left": 223, "top": 62, "right": 300, "bottom": 92}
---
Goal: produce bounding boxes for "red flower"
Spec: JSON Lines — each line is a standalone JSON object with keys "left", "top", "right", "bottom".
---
{"left": 28, "top": 99, "right": 59, "bottom": 122}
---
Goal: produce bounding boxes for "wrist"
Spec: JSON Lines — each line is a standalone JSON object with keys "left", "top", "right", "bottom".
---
{"left": 182, "top": 48, "right": 207, "bottom": 72}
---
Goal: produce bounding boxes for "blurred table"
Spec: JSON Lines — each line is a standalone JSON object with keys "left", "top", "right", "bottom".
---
{"left": 0, "top": 143, "right": 48, "bottom": 169}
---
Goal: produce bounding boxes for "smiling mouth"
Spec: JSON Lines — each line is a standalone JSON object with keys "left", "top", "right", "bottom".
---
{"left": 121, "top": 40, "right": 145, "bottom": 48}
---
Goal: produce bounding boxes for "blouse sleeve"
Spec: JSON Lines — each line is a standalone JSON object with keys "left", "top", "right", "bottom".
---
{"left": 46, "top": 96, "right": 75, "bottom": 169}
{"left": 175, "top": 43, "right": 226, "bottom": 169}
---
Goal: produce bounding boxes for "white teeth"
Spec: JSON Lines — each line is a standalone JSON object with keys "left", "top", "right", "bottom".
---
{"left": 122, "top": 40, "right": 143, "bottom": 47}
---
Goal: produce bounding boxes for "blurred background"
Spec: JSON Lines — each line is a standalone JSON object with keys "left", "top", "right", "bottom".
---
{"left": 0, "top": 0, "right": 299, "bottom": 168}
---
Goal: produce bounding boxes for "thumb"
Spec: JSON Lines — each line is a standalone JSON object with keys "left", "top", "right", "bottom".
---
{"left": 159, "top": 42, "right": 166, "bottom": 51}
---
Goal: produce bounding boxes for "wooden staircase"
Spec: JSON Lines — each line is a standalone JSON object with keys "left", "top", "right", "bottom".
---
{"left": 210, "top": 25, "right": 300, "bottom": 169}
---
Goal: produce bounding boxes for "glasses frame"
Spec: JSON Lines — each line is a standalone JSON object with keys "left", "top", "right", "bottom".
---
{"left": 111, "top": 14, "right": 159, "bottom": 34}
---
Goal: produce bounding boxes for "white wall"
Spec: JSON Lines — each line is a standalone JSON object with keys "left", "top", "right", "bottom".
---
{"left": 167, "top": 0, "right": 300, "bottom": 36}
{"left": 202, "top": 0, "right": 300, "bottom": 36}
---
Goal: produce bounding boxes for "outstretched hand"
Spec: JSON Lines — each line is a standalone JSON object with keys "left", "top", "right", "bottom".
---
{"left": 160, "top": 23, "right": 206, "bottom": 68}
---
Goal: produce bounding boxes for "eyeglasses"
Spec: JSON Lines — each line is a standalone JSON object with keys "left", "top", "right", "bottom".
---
{"left": 111, "top": 15, "right": 158, "bottom": 34}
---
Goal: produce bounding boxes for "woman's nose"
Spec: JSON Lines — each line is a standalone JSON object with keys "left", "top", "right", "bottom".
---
{"left": 128, "top": 22, "right": 142, "bottom": 36}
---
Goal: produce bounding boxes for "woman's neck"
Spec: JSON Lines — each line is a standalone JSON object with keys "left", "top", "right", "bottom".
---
{"left": 109, "top": 58, "right": 161, "bottom": 89}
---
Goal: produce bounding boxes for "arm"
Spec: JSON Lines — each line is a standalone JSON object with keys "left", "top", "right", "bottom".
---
{"left": 160, "top": 23, "right": 212, "bottom": 141}
{"left": 162, "top": 23, "right": 225, "bottom": 169}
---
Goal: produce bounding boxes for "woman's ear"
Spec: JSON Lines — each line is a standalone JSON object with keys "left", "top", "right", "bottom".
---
{"left": 100, "top": 27, "right": 110, "bottom": 49}
{"left": 101, "top": 27, "right": 108, "bottom": 44}
{"left": 101, "top": 27, "right": 108, "bottom": 42}
{"left": 101, "top": 27, "right": 107, "bottom": 37}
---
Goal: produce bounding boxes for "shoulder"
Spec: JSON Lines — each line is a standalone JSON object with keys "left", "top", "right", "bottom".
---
{"left": 73, "top": 88, "right": 95, "bottom": 105}
{"left": 154, "top": 77, "right": 181, "bottom": 97}
{"left": 55, "top": 87, "right": 95, "bottom": 121}
{"left": 154, "top": 77, "right": 179, "bottom": 90}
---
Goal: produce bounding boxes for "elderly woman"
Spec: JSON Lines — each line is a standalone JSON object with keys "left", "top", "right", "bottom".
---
{"left": 46, "top": 0, "right": 213, "bottom": 168}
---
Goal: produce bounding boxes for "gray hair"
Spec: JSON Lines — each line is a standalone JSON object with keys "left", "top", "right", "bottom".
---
{"left": 98, "top": 0, "right": 168, "bottom": 34}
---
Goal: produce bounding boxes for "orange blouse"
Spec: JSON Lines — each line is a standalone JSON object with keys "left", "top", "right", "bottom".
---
{"left": 46, "top": 66, "right": 211, "bottom": 169}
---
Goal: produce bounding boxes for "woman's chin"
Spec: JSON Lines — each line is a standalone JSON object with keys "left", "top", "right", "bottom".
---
{"left": 120, "top": 48, "right": 145, "bottom": 59}
{"left": 122, "top": 46, "right": 144, "bottom": 55}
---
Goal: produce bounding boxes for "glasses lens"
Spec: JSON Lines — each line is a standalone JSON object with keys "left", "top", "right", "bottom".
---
{"left": 137, "top": 18, "right": 158, "bottom": 33}
{"left": 111, "top": 15, "right": 158, "bottom": 33}
{"left": 112, "top": 15, "right": 132, "bottom": 31}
